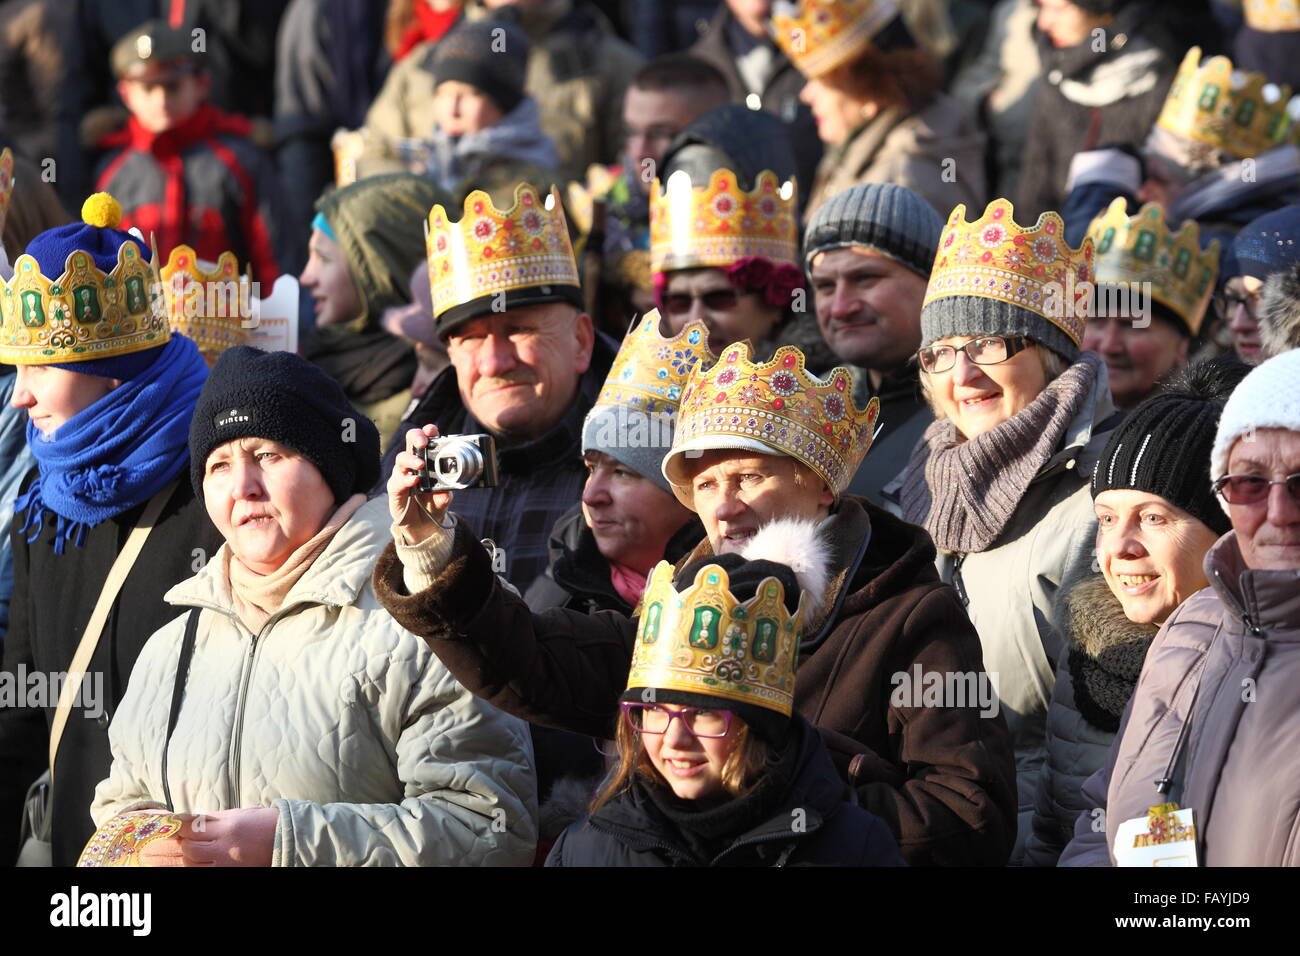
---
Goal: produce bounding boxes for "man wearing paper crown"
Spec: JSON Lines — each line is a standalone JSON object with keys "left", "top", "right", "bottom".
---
{"left": 377, "top": 337, "right": 1019, "bottom": 866}
{"left": 893, "top": 198, "right": 1121, "bottom": 865}
{"left": 0, "top": 193, "right": 223, "bottom": 866}
{"left": 379, "top": 182, "right": 617, "bottom": 595}
{"left": 1082, "top": 198, "right": 1219, "bottom": 410}
{"left": 546, "top": 545, "right": 904, "bottom": 866}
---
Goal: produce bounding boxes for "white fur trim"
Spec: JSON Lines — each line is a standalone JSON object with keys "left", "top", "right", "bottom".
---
{"left": 737, "top": 516, "right": 831, "bottom": 620}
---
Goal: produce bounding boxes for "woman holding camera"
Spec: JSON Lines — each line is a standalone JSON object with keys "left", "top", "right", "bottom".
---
{"left": 89, "top": 346, "right": 537, "bottom": 866}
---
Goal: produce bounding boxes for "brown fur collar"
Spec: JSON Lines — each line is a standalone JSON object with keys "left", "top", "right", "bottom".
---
{"left": 1062, "top": 571, "right": 1159, "bottom": 660}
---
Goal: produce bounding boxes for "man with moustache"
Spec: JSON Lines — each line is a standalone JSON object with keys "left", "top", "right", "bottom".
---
{"left": 803, "top": 183, "right": 943, "bottom": 503}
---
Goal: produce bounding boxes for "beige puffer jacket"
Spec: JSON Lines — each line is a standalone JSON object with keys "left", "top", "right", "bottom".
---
{"left": 1061, "top": 532, "right": 1300, "bottom": 866}
{"left": 91, "top": 497, "right": 538, "bottom": 867}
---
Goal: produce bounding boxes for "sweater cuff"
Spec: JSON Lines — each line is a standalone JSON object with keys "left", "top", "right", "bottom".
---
{"left": 392, "top": 513, "right": 458, "bottom": 594}
{"left": 1065, "top": 147, "right": 1142, "bottom": 194}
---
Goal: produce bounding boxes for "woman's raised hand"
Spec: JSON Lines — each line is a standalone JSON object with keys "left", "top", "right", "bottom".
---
{"left": 388, "top": 424, "right": 455, "bottom": 543}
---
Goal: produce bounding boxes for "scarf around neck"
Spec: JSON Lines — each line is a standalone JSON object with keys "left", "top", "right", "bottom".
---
{"left": 427, "top": 97, "right": 558, "bottom": 194}
{"left": 13, "top": 334, "right": 209, "bottom": 554}
{"left": 224, "top": 493, "right": 368, "bottom": 633}
{"left": 900, "top": 351, "right": 1102, "bottom": 554}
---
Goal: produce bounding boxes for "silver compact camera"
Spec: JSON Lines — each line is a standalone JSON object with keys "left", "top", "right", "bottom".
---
{"left": 417, "top": 433, "right": 499, "bottom": 492}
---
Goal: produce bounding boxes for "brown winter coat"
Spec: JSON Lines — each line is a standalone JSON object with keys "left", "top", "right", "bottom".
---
{"left": 1059, "top": 532, "right": 1300, "bottom": 866}
{"left": 805, "top": 92, "right": 986, "bottom": 219}
{"left": 374, "top": 493, "right": 1018, "bottom": 866}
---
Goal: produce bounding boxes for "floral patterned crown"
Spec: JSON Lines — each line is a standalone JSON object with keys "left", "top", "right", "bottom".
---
{"left": 1087, "top": 198, "right": 1219, "bottom": 334}
{"left": 1244, "top": 0, "right": 1300, "bottom": 33}
{"left": 0, "top": 149, "right": 13, "bottom": 240}
{"left": 649, "top": 168, "right": 799, "bottom": 274}
{"left": 665, "top": 342, "right": 880, "bottom": 503}
{"left": 1155, "top": 48, "right": 1300, "bottom": 159}
{"left": 159, "top": 244, "right": 251, "bottom": 362}
{"left": 628, "top": 561, "right": 806, "bottom": 716}
{"left": 426, "top": 183, "right": 580, "bottom": 321}
{"left": 923, "top": 199, "right": 1095, "bottom": 347}
{"left": 0, "top": 241, "right": 168, "bottom": 366}
{"left": 771, "top": 0, "right": 900, "bottom": 78}
{"left": 595, "top": 311, "right": 717, "bottom": 416}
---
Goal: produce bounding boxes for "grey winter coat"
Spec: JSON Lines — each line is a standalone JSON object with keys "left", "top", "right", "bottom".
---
{"left": 1061, "top": 532, "right": 1300, "bottom": 866}
{"left": 91, "top": 497, "right": 538, "bottom": 866}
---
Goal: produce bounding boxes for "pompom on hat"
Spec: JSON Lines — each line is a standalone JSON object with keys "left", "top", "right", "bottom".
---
{"left": 2, "top": 192, "right": 167, "bottom": 379}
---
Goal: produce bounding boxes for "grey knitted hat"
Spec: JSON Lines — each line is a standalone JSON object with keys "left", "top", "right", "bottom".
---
{"left": 581, "top": 406, "right": 676, "bottom": 493}
{"left": 921, "top": 296, "right": 1082, "bottom": 362}
{"left": 803, "top": 183, "right": 943, "bottom": 277}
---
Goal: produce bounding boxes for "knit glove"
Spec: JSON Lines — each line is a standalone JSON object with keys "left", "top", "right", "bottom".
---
{"left": 178, "top": 808, "right": 279, "bottom": 867}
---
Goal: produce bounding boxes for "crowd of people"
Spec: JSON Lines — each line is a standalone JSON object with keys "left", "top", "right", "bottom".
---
{"left": 0, "top": 0, "right": 1298, "bottom": 869}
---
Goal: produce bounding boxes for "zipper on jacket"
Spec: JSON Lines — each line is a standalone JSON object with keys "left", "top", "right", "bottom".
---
{"left": 951, "top": 553, "right": 969, "bottom": 606}
{"left": 1242, "top": 612, "right": 1263, "bottom": 639}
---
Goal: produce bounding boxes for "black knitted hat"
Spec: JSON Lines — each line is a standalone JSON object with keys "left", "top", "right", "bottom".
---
{"left": 1091, "top": 358, "right": 1250, "bottom": 535}
{"left": 803, "top": 182, "right": 943, "bottom": 278}
{"left": 189, "top": 346, "right": 381, "bottom": 504}
{"left": 432, "top": 19, "right": 529, "bottom": 115}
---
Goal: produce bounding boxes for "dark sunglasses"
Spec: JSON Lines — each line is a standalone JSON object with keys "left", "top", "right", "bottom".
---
{"left": 662, "top": 289, "right": 741, "bottom": 316}
{"left": 1213, "top": 473, "right": 1300, "bottom": 506}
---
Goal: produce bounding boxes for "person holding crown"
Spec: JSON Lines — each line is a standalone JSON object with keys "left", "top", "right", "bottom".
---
{"left": 0, "top": 193, "right": 222, "bottom": 866}
{"left": 377, "top": 336, "right": 1019, "bottom": 866}
{"left": 547, "top": 540, "right": 903, "bottom": 866}
{"left": 892, "top": 199, "right": 1121, "bottom": 865}
{"left": 1081, "top": 198, "right": 1219, "bottom": 411}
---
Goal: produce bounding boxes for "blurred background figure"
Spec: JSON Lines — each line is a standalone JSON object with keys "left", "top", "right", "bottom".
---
{"left": 1217, "top": 205, "right": 1300, "bottom": 363}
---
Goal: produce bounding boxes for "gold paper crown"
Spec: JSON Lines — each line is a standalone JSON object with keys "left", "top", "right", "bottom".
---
{"left": 924, "top": 199, "right": 1095, "bottom": 347}
{"left": 628, "top": 560, "right": 806, "bottom": 716}
{"left": 0, "top": 195, "right": 169, "bottom": 365}
{"left": 78, "top": 811, "right": 186, "bottom": 867}
{"left": 1244, "top": 0, "right": 1300, "bottom": 32}
{"left": 1087, "top": 198, "right": 1220, "bottom": 334}
{"left": 426, "top": 182, "right": 580, "bottom": 320}
{"left": 159, "top": 244, "right": 250, "bottom": 361}
{"left": 0, "top": 148, "right": 14, "bottom": 239}
{"left": 1155, "top": 47, "right": 1298, "bottom": 159}
{"left": 667, "top": 342, "right": 880, "bottom": 501}
{"left": 650, "top": 169, "right": 798, "bottom": 274}
{"left": 596, "top": 310, "right": 717, "bottom": 415}
{"left": 771, "top": 0, "right": 899, "bottom": 78}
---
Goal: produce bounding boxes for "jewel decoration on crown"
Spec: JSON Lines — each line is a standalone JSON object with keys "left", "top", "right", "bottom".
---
{"left": 597, "top": 310, "right": 718, "bottom": 415}
{"left": 426, "top": 182, "right": 579, "bottom": 320}
{"left": 0, "top": 241, "right": 168, "bottom": 366}
{"left": 1087, "top": 198, "right": 1220, "bottom": 334}
{"left": 650, "top": 168, "right": 799, "bottom": 274}
{"left": 629, "top": 560, "right": 807, "bottom": 716}
{"left": 1155, "top": 47, "right": 1299, "bottom": 159}
{"left": 771, "top": 0, "right": 899, "bottom": 78}
{"left": 159, "top": 244, "right": 251, "bottom": 359}
{"left": 674, "top": 341, "right": 880, "bottom": 494}
{"left": 0, "top": 148, "right": 14, "bottom": 239}
{"left": 924, "top": 199, "right": 1095, "bottom": 347}
{"left": 77, "top": 811, "right": 186, "bottom": 867}
{"left": 1243, "top": 0, "right": 1300, "bottom": 32}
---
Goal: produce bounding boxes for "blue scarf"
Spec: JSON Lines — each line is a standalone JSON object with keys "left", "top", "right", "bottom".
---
{"left": 13, "top": 335, "right": 209, "bottom": 554}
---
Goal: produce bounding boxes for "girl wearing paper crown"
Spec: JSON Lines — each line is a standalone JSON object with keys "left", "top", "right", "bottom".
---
{"left": 547, "top": 532, "right": 903, "bottom": 867}
{"left": 892, "top": 199, "right": 1122, "bottom": 865}
{"left": 0, "top": 193, "right": 223, "bottom": 866}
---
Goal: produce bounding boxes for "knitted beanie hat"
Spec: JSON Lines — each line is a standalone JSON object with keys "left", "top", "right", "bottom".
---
{"left": 24, "top": 192, "right": 163, "bottom": 379}
{"left": 1224, "top": 205, "right": 1300, "bottom": 281}
{"left": 432, "top": 19, "right": 529, "bottom": 115}
{"left": 189, "top": 346, "right": 380, "bottom": 504}
{"left": 803, "top": 183, "right": 943, "bottom": 277}
{"left": 1092, "top": 358, "right": 1250, "bottom": 535}
{"left": 1210, "top": 347, "right": 1300, "bottom": 509}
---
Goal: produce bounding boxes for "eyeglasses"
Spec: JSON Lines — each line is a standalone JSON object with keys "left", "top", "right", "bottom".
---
{"left": 1213, "top": 473, "right": 1300, "bottom": 506}
{"left": 917, "top": 335, "right": 1030, "bottom": 374}
{"left": 1213, "top": 289, "right": 1261, "bottom": 318}
{"left": 662, "top": 289, "right": 741, "bottom": 316}
{"left": 619, "top": 701, "right": 734, "bottom": 738}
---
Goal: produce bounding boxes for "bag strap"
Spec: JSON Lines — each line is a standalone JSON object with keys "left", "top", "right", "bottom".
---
{"left": 47, "top": 480, "right": 179, "bottom": 778}
{"left": 161, "top": 608, "right": 201, "bottom": 812}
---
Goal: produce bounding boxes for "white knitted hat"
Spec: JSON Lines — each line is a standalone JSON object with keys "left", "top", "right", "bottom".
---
{"left": 1210, "top": 348, "right": 1300, "bottom": 512}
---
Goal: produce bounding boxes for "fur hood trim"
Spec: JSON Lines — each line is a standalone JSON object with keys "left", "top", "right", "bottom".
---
{"left": 737, "top": 517, "right": 832, "bottom": 621}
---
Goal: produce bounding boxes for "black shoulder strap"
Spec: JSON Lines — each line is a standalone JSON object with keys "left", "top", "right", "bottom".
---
{"left": 161, "top": 609, "right": 201, "bottom": 812}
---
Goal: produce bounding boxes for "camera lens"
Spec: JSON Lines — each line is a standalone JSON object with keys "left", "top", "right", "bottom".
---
{"left": 432, "top": 440, "right": 483, "bottom": 489}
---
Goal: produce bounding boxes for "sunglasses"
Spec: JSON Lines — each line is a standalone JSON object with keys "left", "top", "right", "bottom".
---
{"left": 661, "top": 289, "right": 741, "bottom": 316}
{"left": 1213, "top": 473, "right": 1300, "bottom": 506}
{"left": 917, "top": 335, "right": 1030, "bottom": 374}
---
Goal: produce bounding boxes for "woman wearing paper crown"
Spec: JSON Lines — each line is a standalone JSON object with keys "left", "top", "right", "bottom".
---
{"left": 0, "top": 193, "right": 223, "bottom": 866}
{"left": 890, "top": 199, "right": 1122, "bottom": 865}
{"left": 770, "top": 0, "right": 986, "bottom": 218}
{"left": 377, "top": 338, "right": 1019, "bottom": 867}
{"left": 85, "top": 346, "right": 537, "bottom": 868}
{"left": 547, "top": 541, "right": 903, "bottom": 867}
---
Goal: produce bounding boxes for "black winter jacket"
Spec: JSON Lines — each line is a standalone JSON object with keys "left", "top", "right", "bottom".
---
{"left": 546, "top": 716, "right": 905, "bottom": 866}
